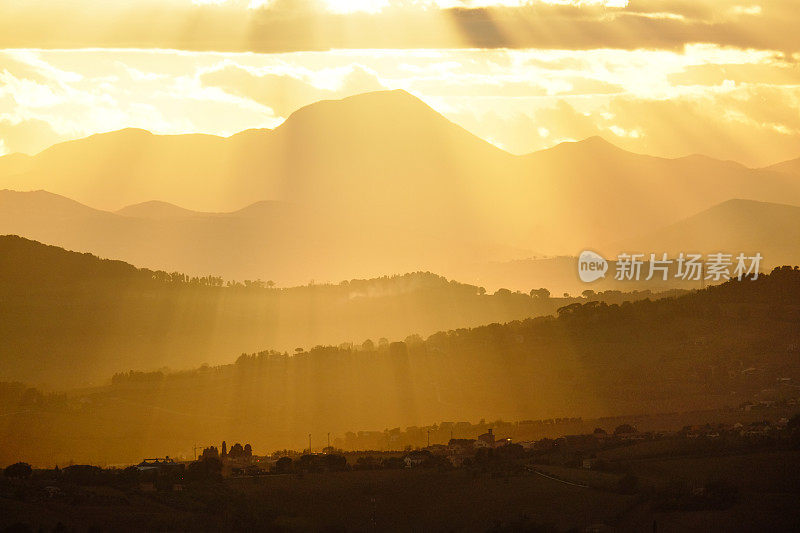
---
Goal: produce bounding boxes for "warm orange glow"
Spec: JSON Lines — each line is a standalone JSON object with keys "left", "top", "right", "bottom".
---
{"left": 0, "top": 4, "right": 799, "bottom": 517}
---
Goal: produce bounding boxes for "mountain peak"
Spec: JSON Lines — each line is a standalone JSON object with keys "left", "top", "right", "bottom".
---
{"left": 1, "top": 188, "right": 76, "bottom": 202}
{"left": 569, "top": 135, "right": 620, "bottom": 150}
{"left": 88, "top": 127, "right": 153, "bottom": 141}
{"left": 116, "top": 200, "right": 201, "bottom": 219}
{"left": 280, "top": 89, "right": 436, "bottom": 128}
{"left": 271, "top": 88, "right": 506, "bottom": 162}
{"left": 706, "top": 198, "right": 800, "bottom": 214}
{"left": 531, "top": 135, "right": 624, "bottom": 159}
{"left": 332, "top": 88, "right": 421, "bottom": 106}
{"left": 232, "top": 200, "right": 293, "bottom": 217}
{"left": 0, "top": 189, "right": 105, "bottom": 216}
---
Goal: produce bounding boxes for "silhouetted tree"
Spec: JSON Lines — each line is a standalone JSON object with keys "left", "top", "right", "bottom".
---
{"left": 404, "top": 334, "right": 423, "bottom": 346}
{"left": 4, "top": 462, "right": 32, "bottom": 479}
{"left": 389, "top": 341, "right": 408, "bottom": 358}
{"left": 381, "top": 456, "right": 405, "bottom": 469}
{"left": 230, "top": 443, "right": 245, "bottom": 459}
{"left": 614, "top": 424, "right": 636, "bottom": 435}
{"left": 274, "top": 457, "right": 293, "bottom": 474}
{"left": 322, "top": 454, "right": 347, "bottom": 471}
{"left": 530, "top": 288, "right": 550, "bottom": 299}
{"left": 186, "top": 457, "right": 222, "bottom": 483}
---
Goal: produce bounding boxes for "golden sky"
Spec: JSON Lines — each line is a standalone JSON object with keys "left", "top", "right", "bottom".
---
{"left": 0, "top": 0, "right": 798, "bottom": 166}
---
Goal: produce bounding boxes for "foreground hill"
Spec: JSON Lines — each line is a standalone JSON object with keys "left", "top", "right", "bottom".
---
{"left": 3, "top": 235, "right": 662, "bottom": 386}
{"left": 0, "top": 266, "right": 797, "bottom": 465}
{"left": 1, "top": 90, "right": 799, "bottom": 259}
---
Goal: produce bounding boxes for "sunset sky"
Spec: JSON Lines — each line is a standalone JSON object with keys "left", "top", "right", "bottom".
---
{"left": 1, "top": 0, "right": 798, "bottom": 167}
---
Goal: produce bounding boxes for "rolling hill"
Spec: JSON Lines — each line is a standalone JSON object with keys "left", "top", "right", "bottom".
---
{"left": 0, "top": 235, "right": 610, "bottom": 387}
{"left": 1, "top": 265, "right": 797, "bottom": 465}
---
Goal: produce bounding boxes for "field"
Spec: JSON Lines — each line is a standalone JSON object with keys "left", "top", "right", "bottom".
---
{"left": 1, "top": 468, "right": 635, "bottom": 532}
{"left": 238, "top": 469, "right": 641, "bottom": 531}
{"left": 535, "top": 444, "right": 800, "bottom": 532}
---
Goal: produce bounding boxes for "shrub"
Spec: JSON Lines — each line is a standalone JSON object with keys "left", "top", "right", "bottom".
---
{"left": 4, "top": 462, "right": 32, "bottom": 479}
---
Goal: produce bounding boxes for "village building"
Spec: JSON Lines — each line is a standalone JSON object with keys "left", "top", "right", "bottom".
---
{"left": 475, "top": 428, "right": 495, "bottom": 448}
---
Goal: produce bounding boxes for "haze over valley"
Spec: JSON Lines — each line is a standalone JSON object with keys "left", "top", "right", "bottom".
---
{"left": 2, "top": 4, "right": 800, "bottom": 528}
{"left": 2, "top": 92, "right": 799, "bottom": 290}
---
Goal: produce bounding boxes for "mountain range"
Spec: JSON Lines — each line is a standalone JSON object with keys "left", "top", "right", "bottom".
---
{"left": 2, "top": 90, "right": 800, "bottom": 269}
{"left": 608, "top": 199, "right": 800, "bottom": 265}
{"left": 1, "top": 189, "right": 799, "bottom": 290}
{"left": 0, "top": 188, "right": 527, "bottom": 286}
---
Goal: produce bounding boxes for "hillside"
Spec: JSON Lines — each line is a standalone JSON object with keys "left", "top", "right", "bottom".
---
{"left": 607, "top": 199, "right": 800, "bottom": 266}
{"left": 0, "top": 266, "right": 797, "bottom": 465}
{"left": 765, "top": 156, "right": 800, "bottom": 178}
{"left": 0, "top": 235, "right": 637, "bottom": 387}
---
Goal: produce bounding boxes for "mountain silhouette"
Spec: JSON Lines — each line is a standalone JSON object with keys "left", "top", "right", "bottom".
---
{"left": 2, "top": 90, "right": 800, "bottom": 261}
{"left": 607, "top": 198, "right": 800, "bottom": 266}
{"left": 116, "top": 200, "right": 214, "bottom": 219}
{"left": 765, "top": 155, "right": 800, "bottom": 178}
{"left": 0, "top": 190, "right": 529, "bottom": 287}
